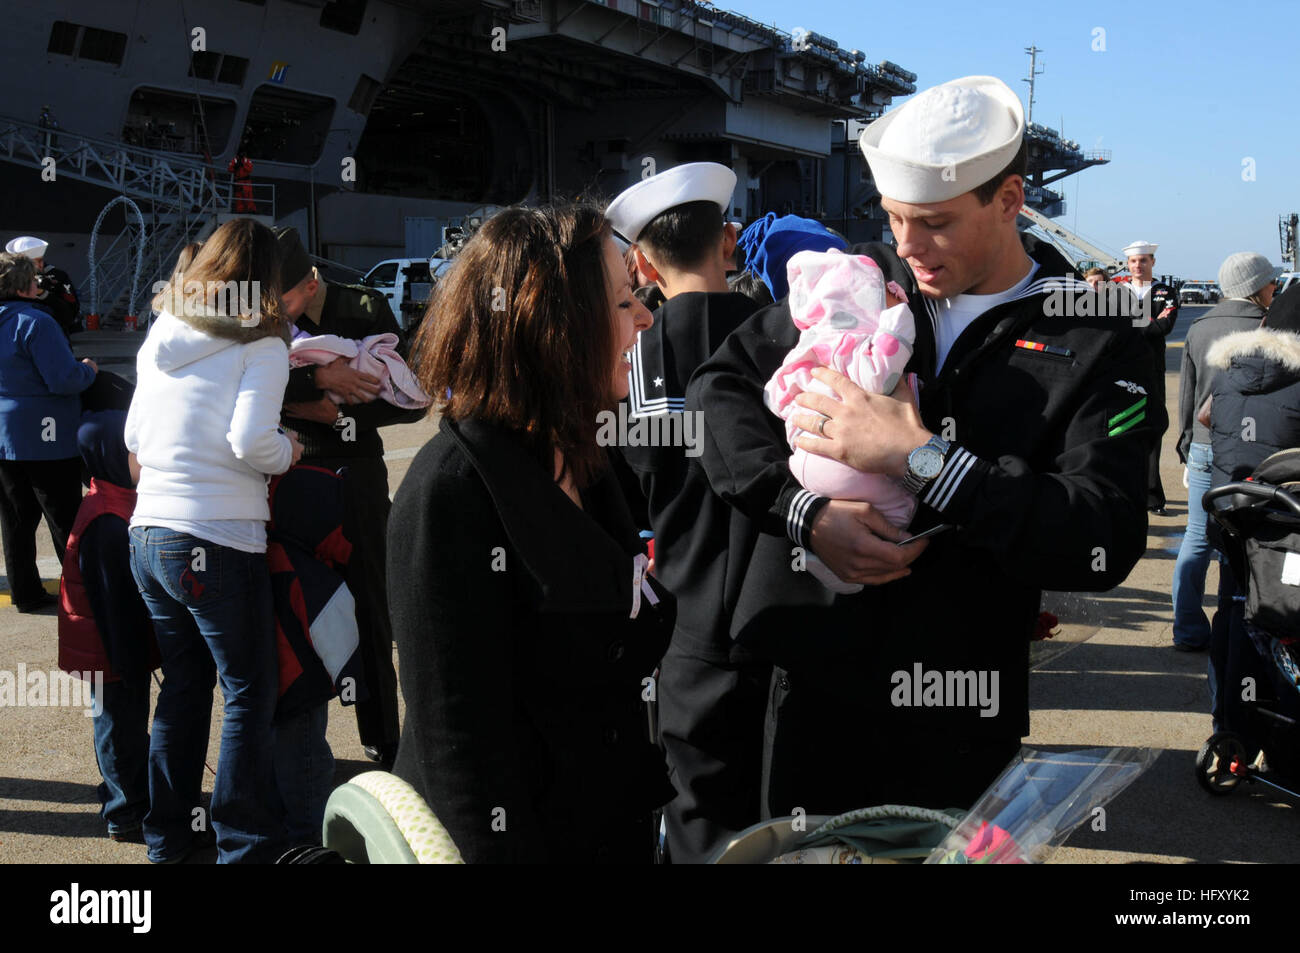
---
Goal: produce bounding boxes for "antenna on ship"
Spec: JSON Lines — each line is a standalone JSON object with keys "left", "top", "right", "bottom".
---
{"left": 1281, "top": 213, "right": 1298, "bottom": 273}
{"left": 1023, "top": 45, "right": 1044, "bottom": 126}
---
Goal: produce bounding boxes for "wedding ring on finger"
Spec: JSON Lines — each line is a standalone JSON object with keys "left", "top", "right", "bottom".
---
{"left": 817, "top": 416, "right": 828, "bottom": 437}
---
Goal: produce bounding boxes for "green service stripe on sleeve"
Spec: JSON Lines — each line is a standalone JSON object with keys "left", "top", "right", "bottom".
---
{"left": 1107, "top": 396, "right": 1147, "bottom": 428}
{"left": 1109, "top": 412, "right": 1146, "bottom": 437}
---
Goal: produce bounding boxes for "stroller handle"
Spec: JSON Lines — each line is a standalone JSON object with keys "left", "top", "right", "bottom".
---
{"left": 1204, "top": 481, "right": 1300, "bottom": 518}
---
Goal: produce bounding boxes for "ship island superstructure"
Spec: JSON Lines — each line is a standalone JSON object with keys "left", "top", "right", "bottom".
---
{"left": 0, "top": 0, "right": 1109, "bottom": 319}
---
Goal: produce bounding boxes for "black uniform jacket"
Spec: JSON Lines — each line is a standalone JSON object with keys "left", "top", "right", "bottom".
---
{"left": 686, "top": 234, "right": 1162, "bottom": 744}
{"left": 619, "top": 291, "right": 759, "bottom": 640}
{"left": 388, "top": 416, "right": 676, "bottom": 863}
{"left": 1134, "top": 280, "right": 1179, "bottom": 404}
{"left": 282, "top": 281, "right": 425, "bottom": 459}
{"left": 34, "top": 265, "right": 80, "bottom": 337}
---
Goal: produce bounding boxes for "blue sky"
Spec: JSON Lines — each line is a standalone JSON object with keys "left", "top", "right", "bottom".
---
{"left": 728, "top": 0, "right": 1297, "bottom": 279}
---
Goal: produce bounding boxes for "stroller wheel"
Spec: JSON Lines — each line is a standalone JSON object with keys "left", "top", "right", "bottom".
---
{"left": 1196, "top": 732, "right": 1248, "bottom": 795}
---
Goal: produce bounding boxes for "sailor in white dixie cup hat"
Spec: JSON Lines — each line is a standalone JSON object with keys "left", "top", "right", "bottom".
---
{"left": 1120, "top": 238, "right": 1178, "bottom": 514}
{"left": 859, "top": 75, "right": 1025, "bottom": 208}
{"left": 605, "top": 162, "right": 736, "bottom": 245}
{"left": 3, "top": 235, "right": 81, "bottom": 338}
{"left": 1122, "top": 240, "right": 1160, "bottom": 294}
{"left": 858, "top": 75, "right": 1035, "bottom": 370}
{"left": 606, "top": 160, "right": 738, "bottom": 311}
{"left": 604, "top": 160, "right": 745, "bottom": 412}
{"left": 1123, "top": 240, "right": 1157, "bottom": 259}
{"left": 5, "top": 236, "right": 49, "bottom": 265}
{"left": 685, "top": 74, "right": 1162, "bottom": 824}
{"left": 603, "top": 160, "right": 766, "bottom": 863}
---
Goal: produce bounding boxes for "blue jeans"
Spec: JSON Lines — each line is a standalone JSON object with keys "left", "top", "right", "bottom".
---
{"left": 129, "top": 527, "right": 285, "bottom": 864}
{"left": 274, "top": 702, "right": 334, "bottom": 845}
{"left": 90, "top": 674, "right": 151, "bottom": 833}
{"left": 1172, "top": 442, "right": 1215, "bottom": 648}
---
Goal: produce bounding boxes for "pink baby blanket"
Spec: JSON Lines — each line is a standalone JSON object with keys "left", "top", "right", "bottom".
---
{"left": 289, "top": 331, "right": 431, "bottom": 409}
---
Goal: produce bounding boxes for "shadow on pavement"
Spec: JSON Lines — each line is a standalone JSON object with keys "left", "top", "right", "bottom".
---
{"left": 0, "top": 807, "right": 105, "bottom": 839}
{"left": 1050, "top": 747, "right": 1296, "bottom": 863}
{"left": 1045, "top": 586, "right": 1171, "bottom": 634}
{"left": 0, "top": 776, "right": 98, "bottom": 805}
{"left": 1032, "top": 640, "right": 1209, "bottom": 714}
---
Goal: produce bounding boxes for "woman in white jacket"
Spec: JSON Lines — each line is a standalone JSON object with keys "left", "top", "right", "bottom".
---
{"left": 125, "top": 219, "right": 302, "bottom": 864}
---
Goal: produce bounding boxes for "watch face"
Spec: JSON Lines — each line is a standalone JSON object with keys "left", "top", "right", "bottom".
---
{"left": 910, "top": 447, "right": 943, "bottom": 480}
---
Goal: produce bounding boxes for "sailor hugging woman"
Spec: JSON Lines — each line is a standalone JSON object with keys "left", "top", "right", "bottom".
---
{"left": 763, "top": 249, "right": 917, "bottom": 593}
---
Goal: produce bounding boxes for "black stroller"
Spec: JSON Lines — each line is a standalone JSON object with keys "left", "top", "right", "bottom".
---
{"left": 1196, "top": 449, "right": 1300, "bottom": 800}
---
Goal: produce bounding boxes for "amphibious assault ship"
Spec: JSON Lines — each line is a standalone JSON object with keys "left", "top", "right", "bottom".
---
{"left": 0, "top": 0, "right": 1109, "bottom": 320}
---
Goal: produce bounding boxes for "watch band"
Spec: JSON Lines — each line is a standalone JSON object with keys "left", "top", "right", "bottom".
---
{"left": 899, "top": 435, "right": 950, "bottom": 495}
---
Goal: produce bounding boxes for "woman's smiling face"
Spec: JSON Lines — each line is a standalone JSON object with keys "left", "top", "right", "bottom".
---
{"left": 602, "top": 235, "right": 654, "bottom": 402}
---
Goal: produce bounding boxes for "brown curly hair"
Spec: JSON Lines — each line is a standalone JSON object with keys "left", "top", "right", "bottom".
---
{"left": 412, "top": 203, "right": 617, "bottom": 488}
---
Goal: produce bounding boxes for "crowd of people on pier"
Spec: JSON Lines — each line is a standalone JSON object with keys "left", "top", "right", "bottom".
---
{"left": 2, "top": 73, "right": 1298, "bottom": 863}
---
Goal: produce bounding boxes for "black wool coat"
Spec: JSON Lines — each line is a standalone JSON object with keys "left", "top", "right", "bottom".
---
{"left": 387, "top": 417, "right": 676, "bottom": 863}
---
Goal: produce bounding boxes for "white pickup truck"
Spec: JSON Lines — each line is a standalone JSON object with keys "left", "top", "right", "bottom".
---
{"left": 1178, "top": 281, "right": 1220, "bottom": 305}
{"left": 361, "top": 257, "right": 455, "bottom": 331}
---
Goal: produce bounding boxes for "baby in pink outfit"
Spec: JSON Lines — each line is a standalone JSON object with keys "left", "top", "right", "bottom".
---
{"left": 764, "top": 248, "right": 917, "bottom": 593}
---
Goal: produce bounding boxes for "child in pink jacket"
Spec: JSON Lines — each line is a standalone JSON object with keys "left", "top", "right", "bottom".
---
{"left": 764, "top": 249, "right": 916, "bottom": 593}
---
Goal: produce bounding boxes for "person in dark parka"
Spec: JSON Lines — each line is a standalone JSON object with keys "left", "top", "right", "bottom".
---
{"left": 1204, "top": 286, "right": 1300, "bottom": 740}
{"left": 388, "top": 204, "right": 673, "bottom": 863}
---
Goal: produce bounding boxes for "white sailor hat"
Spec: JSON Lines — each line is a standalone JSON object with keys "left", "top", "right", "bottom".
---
{"left": 5, "top": 236, "right": 48, "bottom": 260}
{"left": 605, "top": 162, "right": 736, "bottom": 243}
{"left": 859, "top": 75, "right": 1024, "bottom": 205}
{"left": 1122, "top": 240, "right": 1158, "bottom": 258}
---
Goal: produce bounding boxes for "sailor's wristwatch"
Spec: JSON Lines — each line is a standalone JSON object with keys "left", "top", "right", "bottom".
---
{"left": 899, "top": 435, "right": 950, "bottom": 496}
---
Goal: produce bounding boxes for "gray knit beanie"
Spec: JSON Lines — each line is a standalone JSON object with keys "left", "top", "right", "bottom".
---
{"left": 1218, "top": 252, "right": 1282, "bottom": 299}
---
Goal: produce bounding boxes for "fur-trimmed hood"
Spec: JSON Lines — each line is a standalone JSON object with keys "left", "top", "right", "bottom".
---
{"left": 1206, "top": 326, "right": 1300, "bottom": 396}
{"left": 172, "top": 305, "right": 292, "bottom": 345}
{"left": 150, "top": 308, "right": 290, "bottom": 372}
{"left": 1207, "top": 327, "right": 1300, "bottom": 370}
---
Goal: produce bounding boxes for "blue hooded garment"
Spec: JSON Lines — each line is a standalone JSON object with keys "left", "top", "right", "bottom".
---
{"left": 737, "top": 213, "right": 848, "bottom": 302}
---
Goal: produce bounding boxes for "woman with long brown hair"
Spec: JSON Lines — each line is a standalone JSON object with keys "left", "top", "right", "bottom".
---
{"left": 126, "top": 218, "right": 302, "bottom": 864}
{"left": 388, "top": 203, "right": 672, "bottom": 863}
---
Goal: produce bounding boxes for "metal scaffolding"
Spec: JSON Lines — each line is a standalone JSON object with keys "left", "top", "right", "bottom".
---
{"left": 0, "top": 114, "right": 276, "bottom": 320}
